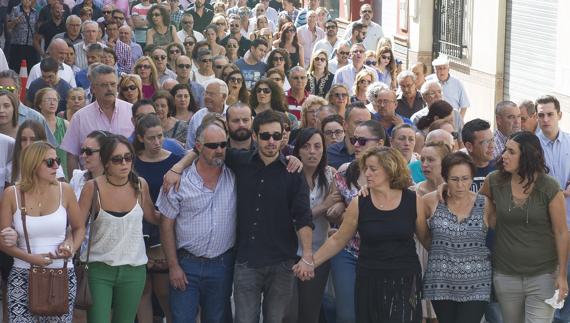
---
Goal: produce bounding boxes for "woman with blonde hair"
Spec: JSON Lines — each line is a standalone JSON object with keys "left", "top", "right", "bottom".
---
{"left": 325, "top": 84, "right": 350, "bottom": 117}
{"left": 0, "top": 141, "right": 84, "bottom": 322}
{"left": 65, "top": 88, "right": 87, "bottom": 122}
{"left": 34, "top": 88, "right": 70, "bottom": 179}
{"left": 118, "top": 74, "right": 143, "bottom": 104}
{"left": 212, "top": 14, "right": 228, "bottom": 39}
{"left": 306, "top": 49, "right": 334, "bottom": 98}
{"left": 376, "top": 45, "right": 397, "bottom": 90}
{"left": 300, "top": 95, "right": 328, "bottom": 129}
{"left": 351, "top": 69, "right": 375, "bottom": 104}
{"left": 133, "top": 57, "right": 160, "bottom": 99}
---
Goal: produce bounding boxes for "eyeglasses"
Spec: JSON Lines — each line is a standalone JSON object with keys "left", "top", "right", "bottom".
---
{"left": 272, "top": 56, "right": 284, "bottom": 61}
{"left": 349, "top": 136, "right": 379, "bottom": 146}
{"left": 365, "top": 60, "right": 377, "bottom": 66}
{"left": 138, "top": 64, "right": 151, "bottom": 70}
{"left": 0, "top": 86, "right": 16, "bottom": 92}
{"left": 203, "top": 141, "right": 228, "bottom": 149}
{"left": 338, "top": 51, "right": 349, "bottom": 56}
{"left": 80, "top": 147, "right": 100, "bottom": 156}
{"left": 324, "top": 129, "right": 344, "bottom": 137}
{"left": 291, "top": 76, "right": 306, "bottom": 81}
{"left": 325, "top": 25, "right": 337, "bottom": 29}
{"left": 122, "top": 85, "right": 138, "bottom": 91}
{"left": 44, "top": 157, "right": 61, "bottom": 168}
{"left": 381, "top": 55, "right": 391, "bottom": 60}
{"left": 110, "top": 153, "right": 134, "bottom": 165}
{"left": 103, "top": 10, "right": 112, "bottom": 14}
{"left": 285, "top": 28, "right": 295, "bottom": 33}
{"left": 153, "top": 55, "right": 166, "bottom": 61}
{"left": 177, "top": 64, "right": 192, "bottom": 69}
{"left": 258, "top": 132, "right": 283, "bottom": 141}
{"left": 200, "top": 58, "right": 212, "bottom": 63}
{"left": 314, "top": 57, "right": 327, "bottom": 62}
{"left": 229, "top": 76, "right": 243, "bottom": 83}
{"left": 333, "top": 93, "right": 348, "bottom": 98}
{"left": 169, "top": 49, "right": 180, "bottom": 54}
{"left": 256, "top": 87, "right": 271, "bottom": 94}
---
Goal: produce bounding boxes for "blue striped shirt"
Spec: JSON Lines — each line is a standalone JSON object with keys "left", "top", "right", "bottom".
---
{"left": 156, "top": 162, "right": 237, "bottom": 258}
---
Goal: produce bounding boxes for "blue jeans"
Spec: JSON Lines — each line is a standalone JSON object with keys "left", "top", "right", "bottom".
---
{"left": 169, "top": 249, "right": 234, "bottom": 323}
{"left": 554, "top": 261, "right": 570, "bottom": 323}
{"left": 485, "top": 301, "right": 504, "bottom": 323}
{"left": 233, "top": 259, "right": 296, "bottom": 323}
{"left": 330, "top": 248, "right": 357, "bottom": 323}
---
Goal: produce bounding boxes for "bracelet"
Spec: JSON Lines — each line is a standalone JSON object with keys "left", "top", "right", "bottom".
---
{"left": 301, "top": 257, "right": 314, "bottom": 267}
{"left": 169, "top": 168, "right": 182, "bottom": 175}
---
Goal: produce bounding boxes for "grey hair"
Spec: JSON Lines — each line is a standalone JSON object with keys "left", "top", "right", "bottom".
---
{"left": 397, "top": 70, "right": 416, "bottom": 84}
{"left": 336, "top": 40, "right": 351, "bottom": 50}
{"left": 213, "top": 55, "right": 228, "bottom": 62}
{"left": 196, "top": 120, "right": 226, "bottom": 143}
{"left": 88, "top": 64, "right": 115, "bottom": 81}
{"left": 204, "top": 78, "right": 229, "bottom": 96}
{"left": 66, "top": 15, "right": 81, "bottom": 26}
{"left": 288, "top": 66, "right": 307, "bottom": 77}
{"left": 495, "top": 100, "right": 517, "bottom": 116}
{"left": 426, "top": 129, "right": 454, "bottom": 150}
{"left": 519, "top": 99, "right": 536, "bottom": 115}
{"left": 81, "top": 20, "right": 98, "bottom": 32}
{"left": 420, "top": 79, "right": 442, "bottom": 96}
{"left": 365, "top": 81, "right": 390, "bottom": 103}
{"left": 0, "top": 69, "right": 21, "bottom": 92}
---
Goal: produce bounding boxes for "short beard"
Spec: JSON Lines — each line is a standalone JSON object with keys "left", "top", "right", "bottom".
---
{"left": 229, "top": 128, "right": 252, "bottom": 141}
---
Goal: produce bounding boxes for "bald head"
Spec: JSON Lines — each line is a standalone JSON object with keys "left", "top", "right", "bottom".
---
{"left": 118, "top": 25, "right": 132, "bottom": 43}
{"left": 425, "top": 129, "right": 454, "bottom": 151}
{"left": 162, "top": 79, "right": 179, "bottom": 91}
{"left": 48, "top": 38, "right": 69, "bottom": 64}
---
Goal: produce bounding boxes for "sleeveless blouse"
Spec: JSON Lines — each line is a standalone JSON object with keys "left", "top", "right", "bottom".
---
{"left": 152, "top": 25, "right": 174, "bottom": 48}
{"left": 423, "top": 194, "right": 492, "bottom": 302}
{"left": 82, "top": 188, "right": 147, "bottom": 266}
{"left": 13, "top": 183, "right": 72, "bottom": 269}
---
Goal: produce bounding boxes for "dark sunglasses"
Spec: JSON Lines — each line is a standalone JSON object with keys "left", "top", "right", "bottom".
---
{"left": 203, "top": 141, "right": 228, "bottom": 149}
{"left": 138, "top": 64, "right": 151, "bottom": 70}
{"left": 44, "top": 157, "right": 61, "bottom": 168}
{"left": 284, "top": 125, "right": 291, "bottom": 132}
{"left": 338, "top": 51, "right": 349, "bottom": 56}
{"left": 122, "top": 85, "right": 138, "bottom": 91}
{"left": 177, "top": 64, "right": 192, "bottom": 69}
{"left": 214, "top": 65, "right": 224, "bottom": 69}
{"left": 229, "top": 76, "right": 243, "bottom": 83}
{"left": 349, "top": 136, "right": 379, "bottom": 146}
{"left": 314, "top": 57, "right": 327, "bottom": 62}
{"left": 110, "top": 153, "right": 134, "bottom": 165}
{"left": 169, "top": 49, "right": 180, "bottom": 54}
{"left": 256, "top": 87, "right": 271, "bottom": 94}
{"left": 182, "top": 21, "right": 193, "bottom": 25}
{"left": 153, "top": 55, "right": 167, "bottom": 61}
{"left": 325, "top": 25, "right": 337, "bottom": 29}
{"left": 258, "top": 132, "right": 283, "bottom": 141}
{"left": 365, "top": 60, "right": 377, "bottom": 66}
{"left": 184, "top": 41, "right": 195, "bottom": 46}
{"left": 0, "top": 85, "right": 16, "bottom": 92}
{"left": 80, "top": 147, "right": 100, "bottom": 156}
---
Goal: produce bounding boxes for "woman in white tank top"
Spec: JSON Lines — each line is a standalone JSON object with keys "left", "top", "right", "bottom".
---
{"left": 0, "top": 142, "right": 85, "bottom": 322}
{"left": 77, "top": 135, "right": 159, "bottom": 323}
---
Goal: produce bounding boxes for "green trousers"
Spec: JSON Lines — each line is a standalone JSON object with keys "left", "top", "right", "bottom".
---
{"left": 87, "top": 262, "right": 146, "bottom": 323}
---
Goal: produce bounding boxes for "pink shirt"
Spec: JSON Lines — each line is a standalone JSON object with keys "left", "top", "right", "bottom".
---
{"left": 60, "top": 99, "right": 134, "bottom": 156}
{"left": 297, "top": 25, "right": 325, "bottom": 67}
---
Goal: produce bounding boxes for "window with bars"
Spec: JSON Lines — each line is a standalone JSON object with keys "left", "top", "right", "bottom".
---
{"left": 433, "top": 0, "right": 467, "bottom": 59}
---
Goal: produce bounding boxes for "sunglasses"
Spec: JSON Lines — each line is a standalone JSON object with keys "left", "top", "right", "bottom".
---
{"left": 314, "top": 57, "right": 326, "bottom": 62}
{"left": 80, "top": 147, "right": 100, "bottom": 156}
{"left": 451, "top": 131, "right": 459, "bottom": 140}
{"left": 256, "top": 87, "right": 271, "bottom": 94}
{"left": 113, "top": 16, "right": 125, "bottom": 20}
{"left": 229, "top": 76, "right": 243, "bottom": 83}
{"left": 258, "top": 132, "right": 283, "bottom": 141}
{"left": 325, "top": 25, "right": 337, "bottom": 29}
{"left": 365, "top": 60, "right": 377, "bottom": 66}
{"left": 203, "top": 141, "right": 228, "bottom": 149}
{"left": 169, "top": 49, "right": 180, "bottom": 54}
{"left": 184, "top": 41, "right": 195, "bottom": 46}
{"left": 122, "top": 85, "right": 138, "bottom": 91}
{"left": 138, "top": 64, "right": 151, "bottom": 70}
{"left": 349, "top": 136, "right": 379, "bottom": 146}
{"left": 214, "top": 65, "right": 224, "bottom": 69}
{"left": 177, "top": 64, "right": 192, "bottom": 69}
{"left": 272, "top": 56, "right": 284, "bottom": 61}
{"left": 44, "top": 157, "right": 61, "bottom": 168}
{"left": 103, "top": 10, "right": 112, "bottom": 14}
{"left": 153, "top": 55, "right": 167, "bottom": 61}
{"left": 381, "top": 55, "right": 391, "bottom": 60}
{"left": 0, "top": 85, "right": 16, "bottom": 92}
{"left": 230, "top": 24, "right": 240, "bottom": 27}
{"left": 110, "top": 153, "right": 134, "bottom": 165}
{"left": 338, "top": 51, "right": 349, "bottom": 56}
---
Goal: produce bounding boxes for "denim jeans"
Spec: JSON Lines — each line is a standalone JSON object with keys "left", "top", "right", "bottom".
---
{"left": 330, "top": 248, "right": 357, "bottom": 323}
{"left": 554, "top": 260, "right": 570, "bottom": 323}
{"left": 233, "top": 259, "right": 296, "bottom": 323}
{"left": 169, "top": 249, "right": 235, "bottom": 323}
{"left": 485, "top": 301, "right": 504, "bottom": 323}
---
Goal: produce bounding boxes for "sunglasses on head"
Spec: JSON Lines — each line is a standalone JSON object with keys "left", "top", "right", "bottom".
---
{"left": 256, "top": 87, "right": 271, "bottom": 94}
{"left": 44, "top": 157, "right": 61, "bottom": 168}
{"left": 258, "top": 132, "right": 283, "bottom": 141}
{"left": 349, "top": 136, "right": 379, "bottom": 146}
{"left": 110, "top": 153, "right": 133, "bottom": 165}
{"left": 177, "top": 64, "right": 192, "bottom": 69}
{"left": 122, "top": 85, "right": 138, "bottom": 91}
{"left": 203, "top": 141, "right": 228, "bottom": 149}
{"left": 80, "top": 147, "right": 100, "bottom": 156}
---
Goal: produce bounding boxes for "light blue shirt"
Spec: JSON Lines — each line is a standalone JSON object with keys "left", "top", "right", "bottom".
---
{"left": 537, "top": 130, "right": 570, "bottom": 226}
{"left": 18, "top": 103, "right": 57, "bottom": 145}
{"left": 426, "top": 73, "right": 470, "bottom": 111}
{"left": 332, "top": 63, "right": 377, "bottom": 90}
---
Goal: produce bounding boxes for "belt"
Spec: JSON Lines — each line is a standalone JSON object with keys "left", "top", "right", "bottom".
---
{"left": 177, "top": 248, "right": 234, "bottom": 261}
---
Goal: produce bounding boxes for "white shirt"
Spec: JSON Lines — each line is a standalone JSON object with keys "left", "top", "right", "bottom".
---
{"left": 313, "top": 37, "right": 339, "bottom": 59}
{"left": 332, "top": 63, "right": 377, "bottom": 89}
{"left": 26, "top": 62, "right": 77, "bottom": 89}
{"left": 0, "top": 134, "right": 14, "bottom": 198}
{"left": 343, "top": 20, "right": 384, "bottom": 51}
{"left": 177, "top": 29, "right": 204, "bottom": 43}
{"left": 0, "top": 48, "right": 8, "bottom": 72}
{"left": 297, "top": 24, "right": 325, "bottom": 67}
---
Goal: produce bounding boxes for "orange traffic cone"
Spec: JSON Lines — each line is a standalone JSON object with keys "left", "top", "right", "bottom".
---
{"left": 19, "top": 60, "right": 28, "bottom": 102}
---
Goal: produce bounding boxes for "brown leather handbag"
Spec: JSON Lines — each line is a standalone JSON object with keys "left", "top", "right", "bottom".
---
{"left": 74, "top": 180, "right": 99, "bottom": 310}
{"left": 20, "top": 190, "right": 69, "bottom": 316}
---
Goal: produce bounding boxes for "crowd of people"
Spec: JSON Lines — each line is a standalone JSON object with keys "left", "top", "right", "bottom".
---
{"left": 0, "top": 0, "right": 569, "bottom": 323}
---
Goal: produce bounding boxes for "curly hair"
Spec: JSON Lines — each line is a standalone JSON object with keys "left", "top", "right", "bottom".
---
{"left": 267, "top": 48, "right": 292, "bottom": 72}
{"left": 224, "top": 69, "right": 250, "bottom": 105}
{"left": 147, "top": 5, "right": 171, "bottom": 29}
{"left": 359, "top": 146, "right": 412, "bottom": 190}
{"left": 250, "top": 78, "right": 288, "bottom": 113}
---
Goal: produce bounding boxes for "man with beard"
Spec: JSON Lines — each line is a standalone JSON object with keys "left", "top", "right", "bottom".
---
{"left": 186, "top": 79, "right": 228, "bottom": 148}
{"left": 35, "top": 1, "right": 66, "bottom": 55}
{"left": 60, "top": 64, "right": 134, "bottom": 176}
{"left": 342, "top": 4, "right": 383, "bottom": 51}
{"left": 227, "top": 102, "right": 254, "bottom": 150}
{"left": 313, "top": 19, "right": 339, "bottom": 59}
{"left": 220, "top": 16, "right": 252, "bottom": 58}
{"left": 188, "top": 0, "right": 214, "bottom": 34}
{"left": 157, "top": 122, "right": 237, "bottom": 323}
{"left": 346, "top": 22, "right": 366, "bottom": 47}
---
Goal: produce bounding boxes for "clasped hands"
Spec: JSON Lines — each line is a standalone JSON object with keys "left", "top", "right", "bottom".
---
{"left": 292, "top": 255, "right": 315, "bottom": 281}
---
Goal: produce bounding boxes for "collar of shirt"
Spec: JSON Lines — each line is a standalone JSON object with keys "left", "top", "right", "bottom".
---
{"left": 495, "top": 129, "right": 508, "bottom": 143}
{"left": 248, "top": 149, "right": 288, "bottom": 167}
{"left": 94, "top": 99, "right": 119, "bottom": 118}
{"left": 538, "top": 129, "right": 567, "bottom": 144}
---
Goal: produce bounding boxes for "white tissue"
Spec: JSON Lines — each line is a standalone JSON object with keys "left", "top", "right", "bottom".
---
{"left": 545, "top": 289, "right": 566, "bottom": 309}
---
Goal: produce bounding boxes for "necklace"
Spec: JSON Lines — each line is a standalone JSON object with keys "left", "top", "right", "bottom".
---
{"left": 106, "top": 175, "right": 129, "bottom": 187}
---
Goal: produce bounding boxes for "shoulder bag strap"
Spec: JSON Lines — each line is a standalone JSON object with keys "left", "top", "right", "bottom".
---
{"left": 20, "top": 189, "right": 32, "bottom": 255}
{"left": 84, "top": 180, "right": 99, "bottom": 264}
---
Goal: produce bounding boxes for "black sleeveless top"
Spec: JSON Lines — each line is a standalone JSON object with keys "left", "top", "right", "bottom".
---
{"left": 357, "top": 189, "right": 420, "bottom": 272}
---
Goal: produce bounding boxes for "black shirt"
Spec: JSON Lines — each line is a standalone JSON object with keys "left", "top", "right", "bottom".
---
{"left": 38, "top": 19, "right": 66, "bottom": 50}
{"left": 187, "top": 7, "right": 214, "bottom": 34}
{"left": 38, "top": 4, "right": 71, "bottom": 25}
{"left": 71, "top": 3, "right": 103, "bottom": 21}
{"left": 226, "top": 149, "right": 313, "bottom": 268}
{"left": 220, "top": 34, "right": 252, "bottom": 58}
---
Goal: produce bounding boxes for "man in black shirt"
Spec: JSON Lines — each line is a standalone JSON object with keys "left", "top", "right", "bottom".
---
{"left": 34, "top": 1, "right": 66, "bottom": 55}
{"left": 220, "top": 16, "right": 252, "bottom": 58}
{"left": 187, "top": 0, "right": 214, "bottom": 34}
{"left": 462, "top": 118, "right": 496, "bottom": 192}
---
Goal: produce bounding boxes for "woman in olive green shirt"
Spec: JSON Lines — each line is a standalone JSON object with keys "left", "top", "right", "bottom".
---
{"left": 481, "top": 131, "right": 568, "bottom": 322}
